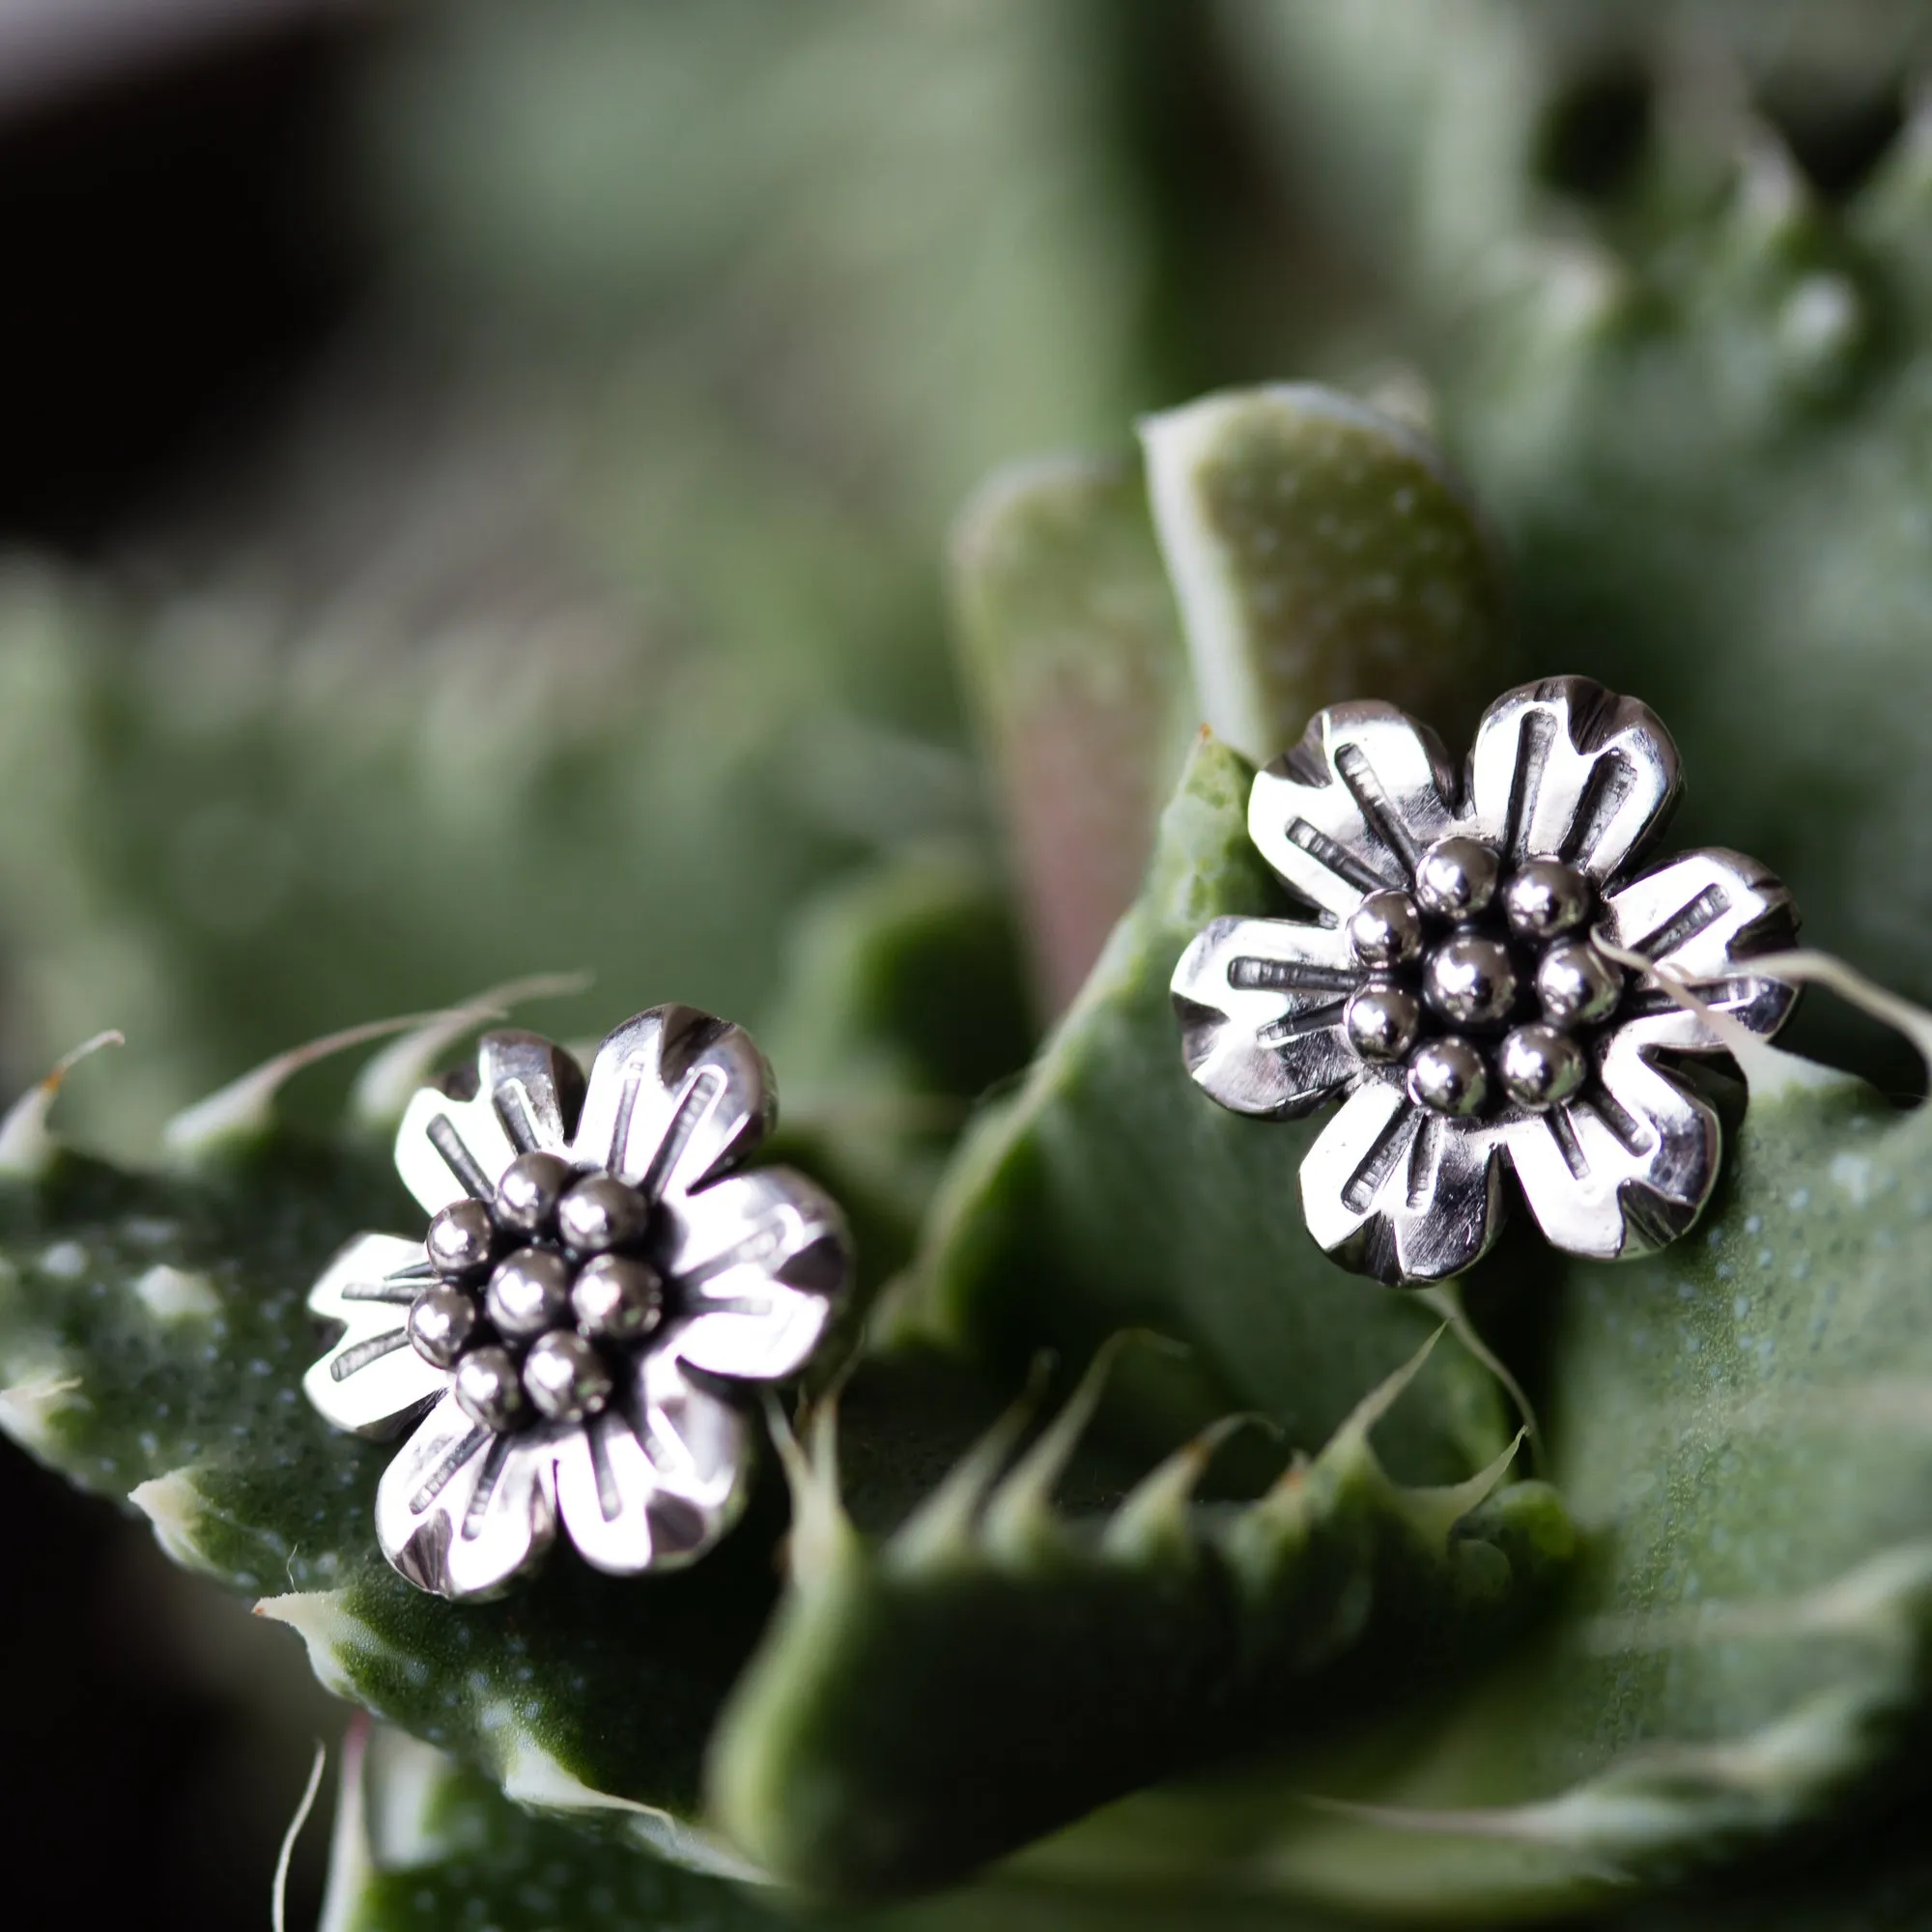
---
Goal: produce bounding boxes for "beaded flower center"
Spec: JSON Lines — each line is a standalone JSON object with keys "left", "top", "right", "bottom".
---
{"left": 406, "top": 1151, "right": 667, "bottom": 1433}
{"left": 1343, "top": 838, "right": 1625, "bottom": 1118}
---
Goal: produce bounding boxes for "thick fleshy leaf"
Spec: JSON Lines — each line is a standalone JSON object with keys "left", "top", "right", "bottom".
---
{"left": 0, "top": 1130, "right": 784, "bottom": 1861}
{"left": 1141, "top": 384, "right": 1512, "bottom": 772}
{"left": 1428, "top": 117, "right": 1932, "bottom": 1093}
{"left": 321, "top": 1721, "right": 1359, "bottom": 1932}
{"left": 708, "top": 1343, "right": 1569, "bottom": 1898}
{"left": 319, "top": 1723, "right": 783, "bottom": 1932}
{"left": 754, "top": 845, "right": 1034, "bottom": 1291}
{"left": 889, "top": 733, "right": 1510, "bottom": 1485}
{"left": 951, "top": 453, "right": 1195, "bottom": 1011}
{"left": 1019, "top": 1020, "right": 1932, "bottom": 1921}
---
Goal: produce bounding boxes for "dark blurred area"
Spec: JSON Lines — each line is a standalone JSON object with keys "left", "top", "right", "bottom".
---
{"left": 0, "top": 12, "right": 369, "bottom": 553}
{"left": 3, "top": 18, "right": 377, "bottom": 1927}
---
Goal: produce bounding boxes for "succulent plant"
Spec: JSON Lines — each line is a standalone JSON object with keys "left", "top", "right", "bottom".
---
{"left": 9, "top": 359, "right": 1932, "bottom": 1932}
{"left": 13, "top": 10, "right": 1932, "bottom": 1920}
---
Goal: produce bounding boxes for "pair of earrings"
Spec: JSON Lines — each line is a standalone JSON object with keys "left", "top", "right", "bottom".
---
{"left": 307, "top": 675, "right": 1799, "bottom": 1599}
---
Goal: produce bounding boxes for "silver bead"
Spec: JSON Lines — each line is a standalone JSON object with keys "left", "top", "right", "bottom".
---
{"left": 1406, "top": 1037, "right": 1491, "bottom": 1118}
{"left": 1423, "top": 933, "right": 1519, "bottom": 1029}
{"left": 1497, "top": 1023, "right": 1588, "bottom": 1111}
{"left": 485, "top": 1246, "right": 573, "bottom": 1341}
{"left": 1414, "top": 837, "right": 1500, "bottom": 920}
{"left": 1348, "top": 890, "right": 1423, "bottom": 970}
{"left": 1537, "top": 939, "right": 1623, "bottom": 1026}
{"left": 454, "top": 1345, "right": 527, "bottom": 1432}
{"left": 425, "top": 1199, "right": 495, "bottom": 1281}
{"left": 407, "top": 1283, "right": 478, "bottom": 1369}
{"left": 556, "top": 1175, "right": 651, "bottom": 1257}
{"left": 523, "top": 1330, "right": 613, "bottom": 1424}
{"left": 1344, "top": 983, "right": 1423, "bottom": 1064}
{"left": 571, "top": 1253, "right": 665, "bottom": 1342}
{"left": 1502, "top": 859, "right": 1591, "bottom": 940}
{"left": 494, "top": 1150, "right": 576, "bottom": 1236}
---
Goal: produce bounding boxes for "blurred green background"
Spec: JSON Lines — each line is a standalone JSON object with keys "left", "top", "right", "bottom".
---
{"left": 4, "top": 3, "right": 1931, "bottom": 1926}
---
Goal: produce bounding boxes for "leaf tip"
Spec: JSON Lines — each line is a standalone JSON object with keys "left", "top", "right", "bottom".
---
{"left": 162, "top": 1013, "right": 442, "bottom": 1164}
{"left": 348, "top": 972, "right": 592, "bottom": 1129}
{"left": 0, "top": 1029, "right": 124, "bottom": 1179}
{"left": 0, "top": 1367, "right": 82, "bottom": 1457}
{"left": 130, "top": 1466, "right": 223, "bottom": 1575}
{"left": 253, "top": 1586, "right": 375, "bottom": 1702}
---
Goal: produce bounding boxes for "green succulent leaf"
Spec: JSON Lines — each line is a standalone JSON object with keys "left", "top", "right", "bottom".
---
{"left": 708, "top": 1340, "right": 1570, "bottom": 1900}
{"left": 951, "top": 451, "right": 1193, "bottom": 1013}
{"left": 321, "top": 1723, "right": 788, "bottom": 1932}
{"left": 324, "top": 1722, "right": 1354, "bottom": 1932}
{"left": 1420, "top": 105, "right": 1932, "bottom": 1091}
{"left": 1021, "top": 1000, "right": 1932, "bottom": 1921}
{"left": 758, "top": 844, "right": 1035, "bottom": 1289}
{"left": 0, "top": 1119, "right": 789, "bottom": 1870}
{"left": 0, "top": 563, "right": 952, "bottom": 1160}
{"left": 1139, "top": 384, "right": 1512, "bottom": 771}
{"left": 888, "top": 730, "right": 1511, "bottom": 1486}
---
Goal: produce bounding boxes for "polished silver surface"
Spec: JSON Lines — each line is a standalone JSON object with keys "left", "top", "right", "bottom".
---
{"left": 572, "top": 1254, "right": 664, "bottom": 1342}
{"left": 1415, "top": 837, "right": 1500, "bottom": 920}
{"left": 557, "top": 1174, "right": 651, "bottom": 1257}
{"left": 1406, "top": 1036, "right": 1489, "bottom": 1117}
{"left": 1503, "top": 858, "right": 1590, "bottom": 940}
{"left": 1345, "top": 983, "right": 1422, "bottom": 1063}
{"left": 484, "top": 1247, "right": 573, "bottom": 1342}
{"left": 494, "top": 1149, "right": 574, "bottom": 1236}
{"left": 306, "top": 1004, "right": 852, "bottom": 1599}
{"left": 425, "top": 1199, "right": 494, "bottom": 1281}
{"left": 1422, "top": 933, "right": 1518, "bottom": 1030}
{"left": 454, "top": 1346, "right": 526, "bottom": 1432}
{"left": 1497, "top": 1023, "right": 1586, "bottom": 1111}
{"left": 408, "top": 1284, "right": 478, "bottom": 1369}
{"left": 1349, "top": 890, "right": 1424, "bottom": 970}
{"left": 524, "top": 1329, "right": 613, "bottom": 1423}
{"left": 1172, "top": 675, "right": 1799, "bottom": 1283}
{"left": 1537, "top": 938, "right": 1623, "bottom": 1026}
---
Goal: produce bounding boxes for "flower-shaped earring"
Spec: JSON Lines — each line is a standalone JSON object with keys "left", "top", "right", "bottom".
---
{"left": 304, "top": 1006, "right": 849, "bottom": 1600}
{"left": 1172, "top": 676, "right": 1799, "bottom": 1284}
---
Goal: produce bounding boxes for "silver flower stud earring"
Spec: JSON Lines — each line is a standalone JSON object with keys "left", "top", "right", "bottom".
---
{"left": 304, "top": 1006, "right": 850, "bottom": 1599}
{"left": 1172, "top": 677, "right": 1799, "bottom": 1284}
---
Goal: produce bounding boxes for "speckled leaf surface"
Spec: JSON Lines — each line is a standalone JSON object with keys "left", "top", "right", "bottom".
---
{"left": 1140, "top": 384, "right": 1512, "bottom": 771}
{"left": 320, "top": 1724, "right": 789, "bottom": 1932}
{"left": 708, "top": 1344, "right": 1568, "bottom": 1900}
{"left": 1020, "top": 1024, "right": 1932, "bottom": 1921}
{"left": 324, "top": 1723, "right": 1352, "bottom": 1932}
{"left": 890, "top": 732, "right": 1509, "bottom": 1486}
{"left": 321, "top": 1723, "right": 788, "bottom": 1932}
{"left": 0, "top": 1130, "right": 784, "bottom": 1871}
